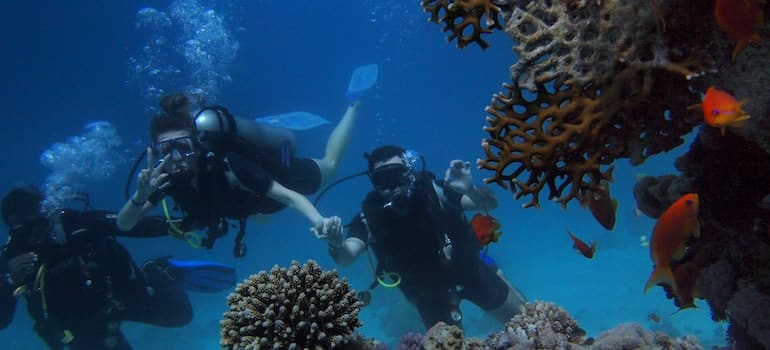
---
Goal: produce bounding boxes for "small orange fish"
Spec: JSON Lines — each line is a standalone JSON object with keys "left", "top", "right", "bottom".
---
{"left": 714, "top": 0, "right": 764, "bottom": 60}
{"left": 583, "top": 181, "right": 618, "bottom": 231}
{"left": 471, "top": 213, "right": 502, "bottom": 246}
{"left": 672, "top": 261, "right": 700, "bottom": 310}
{"left": 567, "top": 230, "right": 597, "bottom": 259}
{"left": 648, "top": 312, "right": 661, "bottom": 323}
{"left": 644, "top": 193, "right": 701, "bottom": 294}
{"left": 690, "top": 87, "right": 751, "bottom": 135}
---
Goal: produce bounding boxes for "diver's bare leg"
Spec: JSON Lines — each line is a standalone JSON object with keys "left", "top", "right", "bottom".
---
{"left": 314, "top": 102, "right": 360, "bottom": 185}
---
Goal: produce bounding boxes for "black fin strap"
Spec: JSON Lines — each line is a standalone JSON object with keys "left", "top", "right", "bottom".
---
{"left": 233, "top": 218, "right": 248, "bottom": 258}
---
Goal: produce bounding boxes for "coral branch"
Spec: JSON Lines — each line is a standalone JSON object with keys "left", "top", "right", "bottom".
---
{"left": 480, "top": 63, "right": 700, "bottom": 208}
{"left": 420, "top": 0, "right": 505, "bottom": 49}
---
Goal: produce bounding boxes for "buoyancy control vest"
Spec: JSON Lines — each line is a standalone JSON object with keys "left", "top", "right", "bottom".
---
{"left": 360, "top": 171, "right": 480, "bottom": 286}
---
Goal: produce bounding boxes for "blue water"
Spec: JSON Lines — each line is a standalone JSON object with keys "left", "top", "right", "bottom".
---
{"left": 0, "top": 1, "right": 725, "bottom": 349}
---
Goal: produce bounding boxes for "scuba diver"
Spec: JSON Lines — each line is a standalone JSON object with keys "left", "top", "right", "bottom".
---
{"left": 325, "top": 145, "right": 528, "bottom": 329}
{"left": 0, "top": 186, "right": 237, "bottom": 350}
{"left": 117, "top": 65, "right": 377, "bottom": 257}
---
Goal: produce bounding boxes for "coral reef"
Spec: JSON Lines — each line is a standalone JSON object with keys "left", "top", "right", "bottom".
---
{"left": 421, "top": 0, "right": 770, "bottom": 348}
{"left": 472, "top": 0, "right": 710, "bottom": 208}
{"left": 479, "top": 62, "right": 701, "bottom": 208}
{"left": 590, "top": 322, "right": 702, "bottom": 350}
{"left": 633, "top": 126, "right": 770, "bottom": 349}
{"left": 420, "top": 1, "right": 769, "bottom": 211}
{"left": 505, "top": 301, "right": 586, "bottom": 349}
{"left": 220, "top": 260, "right": 364, "bottom": 349}
{"left": 393, "top": 301, "right": 702, "bottom": 349}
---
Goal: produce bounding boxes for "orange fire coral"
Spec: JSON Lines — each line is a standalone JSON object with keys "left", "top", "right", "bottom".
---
{"left": 420, "top": 0, "right": 505, "bottom": 49}
{"left": 479, "top": 64, "right": 701, "bottom": 208}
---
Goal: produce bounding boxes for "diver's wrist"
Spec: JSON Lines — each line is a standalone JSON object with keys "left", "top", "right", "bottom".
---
{"left": 130, "top": 193, "right": 147, "bottom": 207}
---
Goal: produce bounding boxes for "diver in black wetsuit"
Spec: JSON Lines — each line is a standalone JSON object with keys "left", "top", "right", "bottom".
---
{"left": 117, "top": 93, "right": 355, "bottom": 256}
{"left": 327, "top": 145, "right": 528, "bottom": 330}
{"left": 0, "top": 186, "right": 194, "bottom": 350}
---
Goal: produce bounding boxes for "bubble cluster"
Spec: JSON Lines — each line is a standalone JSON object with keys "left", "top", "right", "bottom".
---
{"left": 129, "top": 0, "right": 239, "bottom": 112}
{"left": 39, "top": 121, "right": 124, "bottom": 214}
{"left": 363, "top": 1, "right": 422, "bottom": 53}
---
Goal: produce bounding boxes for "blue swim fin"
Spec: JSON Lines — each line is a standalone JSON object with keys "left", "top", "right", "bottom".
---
{"left": 347, "top": 64, "right": 379, "bottom": 103}
{"left": 254, "top": 111, "right": 330, "bottom": 131}
{"left": 166, "top": 258, "right": 237, "bottom": 293}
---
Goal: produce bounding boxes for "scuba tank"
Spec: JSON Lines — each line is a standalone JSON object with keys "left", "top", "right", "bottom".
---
{"left": 194, "top": 106, "right": 297, "bottom": 170}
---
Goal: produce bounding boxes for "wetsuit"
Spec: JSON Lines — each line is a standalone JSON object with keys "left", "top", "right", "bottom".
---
{"left": 160, "top": 152, "right": 322, "bottom": 251}
{"left": 346, "top": 172, "right": 510, "bottom": 329}
{"left": 0, "top": 210, "right": 192, "bottom": 350}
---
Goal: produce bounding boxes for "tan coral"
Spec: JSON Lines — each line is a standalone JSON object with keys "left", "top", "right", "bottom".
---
{"left": 505, "top": 301, "right": 586, "bottom": 349}
{"left": 421, "top": 0, "right": 505, "bottom": 49}
{"left": 503, "top": 0, "right": 677, "bottom": 91}
{"left": 220, "top": 260, "right": 363, "bottom": 349}
{"left": 480, "top": 63, "right": 701, "bottom": 208}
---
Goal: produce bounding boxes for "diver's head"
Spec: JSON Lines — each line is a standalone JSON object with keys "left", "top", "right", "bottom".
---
{"left": 150, "top": 93, "right": 200, "bottom": 183}
{"left": 366, "top": 145, "right": 419, "bottom": 214}
{"left": 1, "top": 186, "right": 50, "bottom": 246}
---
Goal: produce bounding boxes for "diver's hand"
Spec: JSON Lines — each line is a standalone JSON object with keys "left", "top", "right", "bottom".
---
{"left": 311, "top": 216, "right": 343, "bottom": 242}
{"left": 136, "top": 147, "right": 171, "bottom": 201}
{"left": 7, "top": 252, "right": 38, "bottom": 285}
{"left": 445, "top": 160, "right": 474, "bottom": 194}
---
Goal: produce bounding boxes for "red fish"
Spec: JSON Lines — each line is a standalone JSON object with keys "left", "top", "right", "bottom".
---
{"left": 691, "top": 87, "right": 751, "bottom": 135}
{"left": 714, "top": 0, "right": 764, "bottom": 60}
{"left": 567, "top": 230, "right": 597, "bottom": 259}
{"left": 471, "top": 213, "right": 502, "bottom": 246}
{"left": 644, "top": 193, "right": 700, "bottom": 294}
{"left": 582, "top": 181, "right": 618, "bottom": 231}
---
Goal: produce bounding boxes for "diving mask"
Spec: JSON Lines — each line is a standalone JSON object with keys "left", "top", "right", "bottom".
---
{"left": 370, "top": 163, "right": 416, "bottom": 213}
{"left": 370, "top": 163, "right": 411, "bottom": 191}
{"left": 153, "top": 135, "right": 198, "bottom": 160}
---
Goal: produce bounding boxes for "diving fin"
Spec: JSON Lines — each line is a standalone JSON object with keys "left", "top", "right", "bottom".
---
{"left": 346, "top": 64, "right": 379, "bottom": 103}
{"left": 254, "top": 111, "right": 330, "bottom": 131}
{"left": 166, "top": 258, "right": 238, "bottom": 293}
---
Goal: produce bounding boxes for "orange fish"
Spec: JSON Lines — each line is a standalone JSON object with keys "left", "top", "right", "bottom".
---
{"left": 672, "top": 261, "right": 700, "bottom": 310}
{"left": 690, "top": 86, "right": 751, "bottom": 135}
{"left": 582, "top": 181, "right": 618, "bottom": 231}
{"left": 643, "top": 193, "right": 701, "bottom": 294}
{"left": 471, "top": 213, "right": 502, "bottom": 246}
{"left": 567, "top": 230, "right": 597, "bottom": 259}
{"left": 714, "top": 0, "right": 764, "bottom": 60}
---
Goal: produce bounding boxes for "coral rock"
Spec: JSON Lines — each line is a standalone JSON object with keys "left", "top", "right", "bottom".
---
{"left": 220, "top": 260, "right": 363, "bottom": 349}
{"left": 504, "top": 301, "right": 585, "bottom": 349}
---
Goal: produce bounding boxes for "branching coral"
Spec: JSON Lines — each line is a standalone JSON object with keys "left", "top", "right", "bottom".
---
{"left": 467, "top": 0, "right": 705, "bottom": 209}
{"left": 220, "top": 260, "right": 363, "bottom": 349}
{"left": 480, "top": 63, "right": 701, "bottom": 208}
{"left": 420, "top": 0, "right": 505, "bottom": 49}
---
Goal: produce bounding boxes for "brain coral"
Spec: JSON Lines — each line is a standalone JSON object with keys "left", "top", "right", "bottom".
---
{"left": 220, "top": 260, "right": 363, "bottom": 349}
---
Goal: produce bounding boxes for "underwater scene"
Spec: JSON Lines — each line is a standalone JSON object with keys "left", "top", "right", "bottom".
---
{"left": 0, "top": 0, "right": 768, "bottom": 349}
